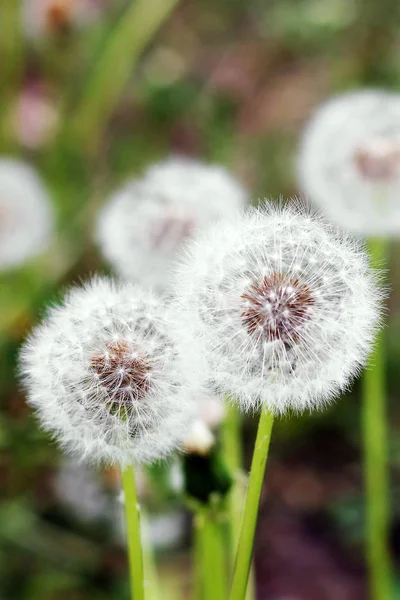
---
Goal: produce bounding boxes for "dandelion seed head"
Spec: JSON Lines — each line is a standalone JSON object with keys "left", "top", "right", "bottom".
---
{"left": 20, "top": 277, "right": 197, "bottom": 467}
{"left": 173, "top": 201, "right": 384, "bottom": 414}
{"left": 0, "top": 159, "right": 53, "bottom": 270}
{"left": 298, "top": 89, "right": 400, "bottom": 236}
{"left": 96, "top": 157, "right": 248, "bottom": 290}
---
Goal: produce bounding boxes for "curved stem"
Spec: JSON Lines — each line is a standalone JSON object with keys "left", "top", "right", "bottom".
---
{"left": 230, "top": 408, "right": 274, "bottom": 600}
{"left": 363, "top": 237, "right": 391, "bottom": 600}
{"left": 121, "top": 467, "right": 145, "bottom": 600}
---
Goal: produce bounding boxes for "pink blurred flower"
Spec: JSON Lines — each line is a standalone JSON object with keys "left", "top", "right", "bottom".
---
{"left": 14, "top": 84, "right": 58, "bottom": 149}
{"left": 22, "top": 0, "right": 109, "bottom": 38}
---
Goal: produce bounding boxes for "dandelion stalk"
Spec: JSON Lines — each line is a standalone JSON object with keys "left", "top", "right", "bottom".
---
{"left": 230, "top": 408, "right": 274, "bottom": 600}
{"left": 184, "top": 442, "right": 232, "bottom": 600}
{"left": 222, "top": 402, "right": 242, "bottom": 546}
{"left": 68, "top": 0, "right": 180, "bottom": 151}
{"left": 121, "top": 466, "right": 145, "bottom": 600}
{"left": 193, "top": 514, "right": 204, "bottom": 600}
{"left": 222, "top": 403, "right": 256, "bottom": 600}
{"left": 195, "top": 506, "right": 228, "bottom": 600}
{"left": 363, "top": 236, "right": 391, "bottom": 600}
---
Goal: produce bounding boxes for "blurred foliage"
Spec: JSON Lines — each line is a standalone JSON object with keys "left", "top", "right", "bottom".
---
{"left": 1, "top": 0, "right": 400, "bottom": 598}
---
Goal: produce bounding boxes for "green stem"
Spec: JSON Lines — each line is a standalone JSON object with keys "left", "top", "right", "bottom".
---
{"left": 193, "top": 514, "right": 204, "bottom": 600}
{"left": 222, "top": 403, "right": 256, "bottom": 600}
{"left": 230, "top": 408, "right": 274, "bottom": 600}
{"left": 196, "top": 508, "right": 227, "bottom": 600}
{"left": 67, "top": 0, "right": 180, "bottom": 151}
{"left": 222, "top": 403, "right": 243, "bottom": 547}
{"left": 121, "top": 467, "right": 145, "bottom": 600}
{"left": 362, "top": 237, "right": 391, "bottom": 600}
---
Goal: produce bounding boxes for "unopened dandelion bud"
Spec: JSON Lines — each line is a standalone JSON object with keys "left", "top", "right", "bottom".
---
{"left": 184, "top": 420, "right": 215, "bottom": 456}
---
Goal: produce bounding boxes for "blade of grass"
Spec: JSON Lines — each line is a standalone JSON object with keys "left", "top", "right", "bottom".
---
{"left": 67, "top": 0, "right": 180, "bottom": 152}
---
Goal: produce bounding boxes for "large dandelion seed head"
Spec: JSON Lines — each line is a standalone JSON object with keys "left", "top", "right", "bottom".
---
{"left": 173, "top": 201, "right": 384, "bottom": 414}
{"left": 96, "top": 157, "right": 248, "bottom": 290}
{"left": 20, "top": 278, "right": 197, "bottom": 467}
{"left": 298, "top": 90, "right": 400, "bottom": 236}
{"left": 0, "top": 159, "right": 53, "bottom": 270}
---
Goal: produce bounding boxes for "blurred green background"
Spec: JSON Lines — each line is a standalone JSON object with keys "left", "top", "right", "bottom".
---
{"left": 1, "top": 1, "right": 400, "bottom": 598}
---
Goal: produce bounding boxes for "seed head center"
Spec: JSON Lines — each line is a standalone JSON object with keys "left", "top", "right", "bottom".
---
{"left": 151, "top": 208, "right": 194, "bottom": 251}
{"left": 90, "top": 341, "right": 152, "bottom": 403}
{"left": 353, "top": 137, "right": 400, "bottom": 181}
{"left": 241, "top": 273, "right": 315, "bottom": 343}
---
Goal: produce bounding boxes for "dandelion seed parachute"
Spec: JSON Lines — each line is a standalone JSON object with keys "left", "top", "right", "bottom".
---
{"left": 20, "top": 277, "right": 197, "bottom": 467}
{"left": 173, "top": 201, "right": 383, "bottom": 414}
{"left": 96, "top": 157, "right": 248, "bottom": 290}
{"left": 298, "top": 89, "right": 400, "bottom": 236}
{"left": 0, "top": 159, "right": 53, "bottom": 270}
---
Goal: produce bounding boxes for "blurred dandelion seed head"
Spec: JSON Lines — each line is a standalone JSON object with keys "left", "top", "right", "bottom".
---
{"left": 298, "top": 89, "right": 400, "bottom": 236}
{"left": 173, "top": 201, "right": 384, "bottom": 414}
{"left": 353, "top": 136, "right": 400, "bottom": 181}
{"left": 96, "top": 157, "right": 248, "bottom": 290}
{"left": 20, "top": 277, "right": 197, "bottom": 467}
{"left": 0, "top": 159, "right": 53, "bottom": 270}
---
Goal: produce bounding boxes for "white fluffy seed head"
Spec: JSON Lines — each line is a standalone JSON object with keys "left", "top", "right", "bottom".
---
{"left": 173, "top": 200, "right": 384, "bottom": 414}
{"left": 0, "top": 159, "right": 53, "bottom": 270}
{"left": 298, "top": 90, "right": 400, "bottom": 236}
{"left": 20, "top": 277, "right": 197, "bottom": 467}
{"left": 96, "top": 157, "right": 248, "bottom": 291}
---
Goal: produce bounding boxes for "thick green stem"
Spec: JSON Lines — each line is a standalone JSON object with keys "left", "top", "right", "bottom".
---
{"left": 363, "top": 237, "right": 391, "bottom": 600}
{"left": 222, "top": 403, "right": 256, "bottom": 600}
{"left": 230, "top": 408, "right": 274, "bottom": 600}
{"left": 193, "top": 514, "right": 204, "bottom": 600}
{"left": 222, "top": 403, "right": 243, "bottom": 547}
{"left": 196, "top": 508, "right": 227, "bottom": 600}
{"left": 67, "top": 0, "right": 180, "bottom": 151}
{"left": 121, "top": 467, "right": 145, "bottom": 600}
